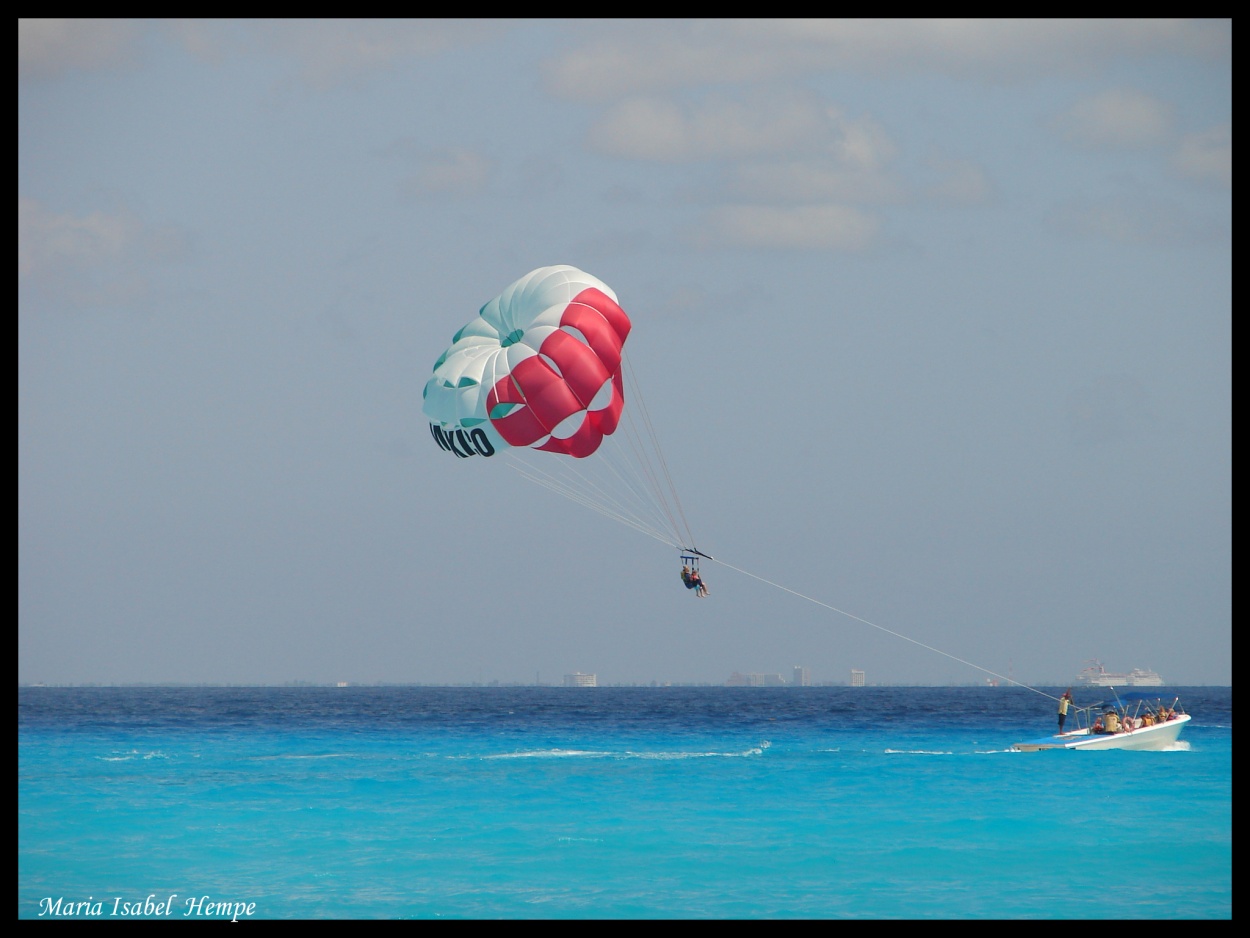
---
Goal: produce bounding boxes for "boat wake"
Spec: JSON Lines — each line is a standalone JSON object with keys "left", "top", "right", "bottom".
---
{"left": 478, "top": 741, "right": 772, "bottom": 761}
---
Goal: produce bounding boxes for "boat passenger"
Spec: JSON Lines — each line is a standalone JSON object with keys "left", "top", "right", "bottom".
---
{"left": 1103, "top": 711, "right": 1121, "bottom": 733}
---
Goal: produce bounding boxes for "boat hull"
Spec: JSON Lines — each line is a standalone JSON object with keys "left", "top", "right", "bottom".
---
{"left": 1012, "top": 713, "right": 1189, "bottom": 752}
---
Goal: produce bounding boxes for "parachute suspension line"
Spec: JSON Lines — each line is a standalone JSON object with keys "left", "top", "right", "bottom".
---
{"left": 504, "top": 448, "right": 680, "bottom": 548}
{"left": 505, "top": 351, "right": 698, "bottom": 552}
{"left": 501, "top": 351, "right": 702, "bottom": 553}
{"left": 618, "top": 351, "right": 699, "bottom": 550}
{"left": 705, "top": 555, "right": 1057, "bottom": 701}
{"left": 500, "top": 352, "right": 697, "bottom": 549}
{"left": 611, "top": 403, "right": 677, "bottom": 540}
{"left": 578, "top": 438, "right": 682, "bottom": 543}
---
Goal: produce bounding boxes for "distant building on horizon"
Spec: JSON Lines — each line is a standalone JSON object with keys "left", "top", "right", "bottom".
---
{"left": 850, "top": 669, "right": 866, "bottom": 687}
{"left": 793, "top": 666, "right": 811, "bottom": 687}
{"left": 725, "top": 672, "right": 786, "bottom": 687}
{"left": 563, "top": 672, "right": 597, "bottom": 687}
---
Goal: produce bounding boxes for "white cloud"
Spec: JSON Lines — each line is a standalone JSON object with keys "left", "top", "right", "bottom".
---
{"left": 546, "top": 19, "right": 1230, "bottom": 100}
{"left": 543, "top": 22, "right": 784, "bottom": 100}
{"left": 1054, "top": 88, "right": 1174, "bottom": 149}
{"left": 693, "top": 202, "right": 880, "bottom": 251}
{"left": 589, "top": 91, "right": 896, "bottom": 250}
{"left": 18, "top": 197, "right": 184, "bottom": 307}
{"left": 18, "top": 197, "right": 139, "bottom": 277}
{"left": 589, "top": 92, "right": 894, "bottom": 166}
{"left": 1172, "top": 123, "right": 1231, "bottom": 189}
{"left": 588, "top": 95, "right": 818, "bottom": 162}
{"left": 729, "top": 158, "right": 903, "bottom": 205}
{"left": 18, "top": 18, "right": 143, "bottom": 79}
{"left": 775, "top": 19, "right": 1229, "bottom": 76}
{"left": 398, "top": 148, "right": 493, "bottom": 199}
{"left": 19, "top": 19, "right": 510, "bottom": 88}
{"left": 253, "top": 19, "right": 506, "bottom": 90}
{"left": 1044, "top": 194, "right": 1223, "bottom": 247}
{"left": 923, "top": 157, "right": 994, "bottom": 205}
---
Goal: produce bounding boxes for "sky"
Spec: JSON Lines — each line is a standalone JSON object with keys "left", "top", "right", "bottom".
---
{"left": 18, "top": 19, "right": 1231, "bottom": 687}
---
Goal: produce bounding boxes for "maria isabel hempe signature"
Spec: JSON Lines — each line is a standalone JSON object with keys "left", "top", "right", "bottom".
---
{"left": 38, "top": 894, "right": 256, "bottom": 921}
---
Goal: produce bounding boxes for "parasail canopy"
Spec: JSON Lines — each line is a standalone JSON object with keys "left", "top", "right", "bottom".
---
{"left": 423, "top": 266, "right": 631, "bottom": 459}
{"left": 422, "top": 265, "right": 701, "bottom": 556}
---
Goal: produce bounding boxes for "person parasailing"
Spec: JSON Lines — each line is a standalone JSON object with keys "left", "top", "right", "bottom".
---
{"left": 680, "top": 551, "right": 710, "bottom": 597}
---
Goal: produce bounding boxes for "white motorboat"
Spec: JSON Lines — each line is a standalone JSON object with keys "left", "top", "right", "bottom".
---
{"left": 1013, "top": 694, "right": 1189, "bottom": 752}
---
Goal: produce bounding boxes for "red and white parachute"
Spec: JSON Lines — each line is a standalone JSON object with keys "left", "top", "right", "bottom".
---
{"left": 423, "top": 266, "right": 631, "bottom": 460}
{"left": 423, "top": 265, "right": 699, "bottom": 554}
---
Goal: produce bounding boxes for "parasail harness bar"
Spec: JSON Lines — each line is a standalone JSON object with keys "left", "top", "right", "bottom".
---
{"left": 679, "top": 547, "right": 713, "bottom": 569}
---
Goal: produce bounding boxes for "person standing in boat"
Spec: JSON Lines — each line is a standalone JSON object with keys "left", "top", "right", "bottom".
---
{"left": 1057, "top": 690, "right": 1072, "bottom": 733}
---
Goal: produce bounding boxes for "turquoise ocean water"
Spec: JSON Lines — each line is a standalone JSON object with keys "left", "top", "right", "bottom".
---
{"left": 19, "top": 685, "right": 1231, "bottom": 920}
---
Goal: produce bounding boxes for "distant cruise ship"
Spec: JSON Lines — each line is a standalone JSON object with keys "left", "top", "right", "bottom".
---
{"left": 1074, "top": 661, "right": 1165, "bottom": 687}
